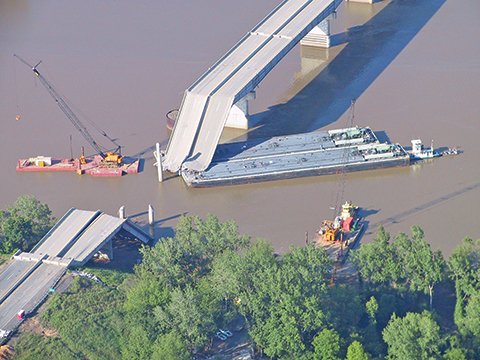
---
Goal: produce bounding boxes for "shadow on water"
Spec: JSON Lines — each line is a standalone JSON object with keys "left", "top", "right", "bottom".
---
{"left": 366, "top": 181, "right": 480, "bottom": 236}
{"left": 243, "top": 0, "right": 447, "bottom": 141}
{"left": 131, "top": 138, "right": 169, "bottom": 161}
{"left": 129, "top": 211, "right": 186, "bottom": 225}
{"left": 126, "top": 212, "right": 185, "bottom": 244}
{"left": 373, "top": 130, "right": 390, "bottom": 143}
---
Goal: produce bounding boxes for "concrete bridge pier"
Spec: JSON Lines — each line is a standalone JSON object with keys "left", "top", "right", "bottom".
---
{"left": 107, "top": 239, "right": 113, "bottom": 260}
{"left": 118, "top": 206, "right": 126, "bottom": 219}
{"left": 300, "top": 14, "right": 336, "bottom": 48}
{"left": 225, "top": 91, "right": 256, "bottom": 129}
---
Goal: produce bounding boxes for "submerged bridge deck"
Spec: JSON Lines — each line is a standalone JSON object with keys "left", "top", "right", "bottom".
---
{"left": 164, "top": 0, "right": 342, "bottom": 173}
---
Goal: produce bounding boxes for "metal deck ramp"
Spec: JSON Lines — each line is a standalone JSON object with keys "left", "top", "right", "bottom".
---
{"left": 164, "top": 0, "right": 342, "bottom": 173}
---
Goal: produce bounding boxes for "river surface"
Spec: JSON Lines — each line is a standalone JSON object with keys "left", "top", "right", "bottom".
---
{"left": 1, "top": 0, "right": 479, "bottom": 257}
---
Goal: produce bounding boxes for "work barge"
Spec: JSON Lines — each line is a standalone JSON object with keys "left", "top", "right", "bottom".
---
{"left": 16, "top": 155, "right": 140, "bottom": 177}
{"left": 180, "top": 126, "right": 410, "bottom": 187}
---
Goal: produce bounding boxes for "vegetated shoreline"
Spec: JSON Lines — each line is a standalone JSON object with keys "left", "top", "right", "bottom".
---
{"left": 1, "top": 201, "right": 477, "bottom": 360}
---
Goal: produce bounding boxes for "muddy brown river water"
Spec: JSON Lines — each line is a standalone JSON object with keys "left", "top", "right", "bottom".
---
{"left": 1, "top": 0, "right": 479, "bottom": 256}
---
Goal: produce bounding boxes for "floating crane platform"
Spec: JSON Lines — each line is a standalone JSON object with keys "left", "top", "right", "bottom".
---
{"left": 180, "top": 126, "right": 410, "bottom": 187}
{"left": 14, "top": 55, "right": 139, "bottom": 178}
{"left": 312, "top": 202, "right": 364, "bottom": 264}
{"left": 16, "top": 155, "right": 140, "bottom": 177}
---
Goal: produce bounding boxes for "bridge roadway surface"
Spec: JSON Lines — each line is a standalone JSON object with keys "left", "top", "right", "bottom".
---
{"left": 0, "top": 261, "right": 37, "bottom": 303}
{"left": 163, "top": 0, "right": 342, "bottom": 173}
{"left": 0, "top": 263, "right": 66, "bottom": 331}
{"left": 32, "top": 209, "right": 100, "bottom": 258}
{"left": 0, "top": 208, "right": 152, "bottom": 338}
{"left": 64, "top": 213, "right": 125, "bottom": 266}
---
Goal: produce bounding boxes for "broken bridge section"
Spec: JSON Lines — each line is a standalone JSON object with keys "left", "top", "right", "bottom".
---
{"left": 0, "top": 208, "right": 152, "bottom": 342}
{"left": 163, "top": 0, "right": 343, "bottom": 173}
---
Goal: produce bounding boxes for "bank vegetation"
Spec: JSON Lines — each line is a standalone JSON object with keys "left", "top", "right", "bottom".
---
{"left": 3, "top": 198, "right": 480, "bottom": 359}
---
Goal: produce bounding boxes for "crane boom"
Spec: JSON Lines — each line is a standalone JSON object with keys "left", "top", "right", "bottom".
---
{"left": 330, "top": 98, "right": 356, "bottom": 219}
{"left": 14, "top": 54, "right": 121, "bottom": 160}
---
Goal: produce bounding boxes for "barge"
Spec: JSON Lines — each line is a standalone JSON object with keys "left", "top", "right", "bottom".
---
{"left": 16, "top": 155, "right": 140, "bottom": 177}
{"left": 181, "top": 126, "right": 410, "bottom": 187}
{"left": 312, "top": 202, "right": 364, "bottom": 264}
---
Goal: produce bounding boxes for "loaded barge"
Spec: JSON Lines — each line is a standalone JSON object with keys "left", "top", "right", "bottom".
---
{"left": 181, "top": 126, "right": 410, "bottom": 187}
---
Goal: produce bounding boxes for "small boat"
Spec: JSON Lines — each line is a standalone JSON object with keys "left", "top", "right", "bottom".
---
{"left": 441, "top": 148, "right": 459, "bottom": 156}
{"left": 409, "top": 139, "right": 440, "bottom": 160}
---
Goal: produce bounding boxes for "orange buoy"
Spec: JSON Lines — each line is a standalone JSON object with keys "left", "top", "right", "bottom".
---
{"left": 15, "top": 115, "right": 20, "bottom": 121}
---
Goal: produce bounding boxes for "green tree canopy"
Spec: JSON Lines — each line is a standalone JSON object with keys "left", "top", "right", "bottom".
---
{"left": 0, "top": 195, "right": 55, "bottom": 253}
{"left": 151, "top": 331, "right": 190, "bottom": 360}
{"left": 353, "top": 225, "right": 444, "bottom": 310}
{"left": 240, "top": 243, "right": 333, "bottom": 359}
{"left": 346, "top": 341, "right": 371, "bottom": 360}
{"left": 350, "top": 225, "right": 404, "bottom": 284}
{"left": 382, "top": 311, "right": 442, "bottom": 360}
{"left": 447, "top": 237, "right": 480, "bottom": 297}
{"left": 394, "top": 226, "right": 445, "bottom": 310}
{"left": 312, "top": 328, "right": 341, "bottom": 360}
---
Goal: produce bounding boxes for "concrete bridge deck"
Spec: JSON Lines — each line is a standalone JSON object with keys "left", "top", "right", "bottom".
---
{"left": 0, "top": 263, "right": 66, "bottom": 332}
{"left": 0, "top": 208, "right": 152, "bottom": 341}
{"left": 63, "top": 213, "right": 126, "bottom": 266}
{"left": 164, "top": 0, "right": 342, "bottom": 173}
{"left": 32, "top": 208, "right": 100, "bottom": 258}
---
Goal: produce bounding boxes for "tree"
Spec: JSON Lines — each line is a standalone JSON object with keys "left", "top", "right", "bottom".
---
{"left": 382, "top": 311, "right": 442, "bottom": 360}
{"left": 443, "top": 347, "right": 467, "bottom": 360}
{"left": 0, "top": 209, "right": 32, "bottom": 252}
{"left": 151, "top": 331, "right": 190, "bottom": 360}
{"left": 353, "top": 225, "right": 444, "bottom": 311}
{"left": 0, "top": 195, "right": 56, "bottom": 253}
{"left": 365, "top": 296, "right": 378, "bottom": 325}
{"left": 324, "top": 284, "right": 363, "bottom": 339}
{"left": 13, "top": 194, "right": 56, "bottom": 237}
{"left": 312, "top": 328, "right": 341, "bottom": 360}
{"left": 153, "top": 284, "right": 215, "bottom": 350}
{"left": 447, "top": 237, "right": 480, "bottom": 298}
{"left": 350, "top": 225, "right": 404, "bottom": 284}
{"left": 209, "top": 249, "right": 244, "bottom": 311}
{"left": 447, "top": 237, "right": 480, "bottom": 331}
{"left": 395, "top": 226, "right": 445, "bottom": 311}
{"left": 241, "top": 243, "right": 331, "bottom": 359}
{"left": 120, "top": 324, "right": 154, "bottom": 360}
{"left": 346, "top": 341, "right": 371, "bottom": 360}
{"left": 137, "top": 214, "right": 250, "bottom": 289}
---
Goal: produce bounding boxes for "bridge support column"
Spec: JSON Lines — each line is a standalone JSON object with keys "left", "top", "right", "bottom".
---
{"left": 107, "top": 239, "right": 113, "bottom": 261}
{"left": 300, "top": 14, "right": 335, "bottom": 48}
{"left": 225, "top": 92, "right": 256, "bottom": 129}
{"left": 118, "top": 206, "right": 126, "bottom": 219}
{"left": 154, "top": 143, "right": 164, "bottom": 182}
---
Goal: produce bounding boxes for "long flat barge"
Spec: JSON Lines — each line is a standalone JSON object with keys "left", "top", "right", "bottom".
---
{"left": 181, "top": 126, "right": 410, "bottom": 187}
{"left": 16, "top": 155, "right": 140, "bottom": 177}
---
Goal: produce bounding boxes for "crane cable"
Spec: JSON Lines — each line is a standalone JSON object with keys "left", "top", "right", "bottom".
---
{"left": 14, "top": 57, "right": 21, "bottom": 121}
{"left": 329, "top": 98, "right": 356, "bottom": 220}
{"left": 62, "top": 94, "right": 121, "bottom": 152}
{"left": 13, "top": 54, "right": 121, "bottom": 154}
